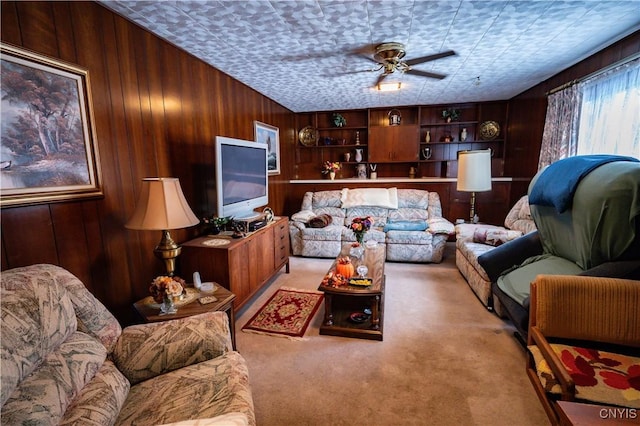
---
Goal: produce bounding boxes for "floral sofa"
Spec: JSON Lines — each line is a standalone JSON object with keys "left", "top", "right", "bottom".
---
{"left": 454, "top": 195, "right": 536, "bottom": 314}
{"left": 289, "top": 188, "right": 455, "bottom": 263}
{"left": 1, "top": 264, "right": 255, "bottom": 426}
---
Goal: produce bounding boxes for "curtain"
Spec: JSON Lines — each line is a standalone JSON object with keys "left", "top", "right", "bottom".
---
{"left": 576, "top": 58, "right": 640, "bottom": 158}
{"left": 538, "top": 84, "right": 581, "bottom": 170}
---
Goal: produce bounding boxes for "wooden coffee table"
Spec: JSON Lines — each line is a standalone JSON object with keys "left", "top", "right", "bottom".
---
{"left": 318, "top": 243, "right": 386, "bottom": 341}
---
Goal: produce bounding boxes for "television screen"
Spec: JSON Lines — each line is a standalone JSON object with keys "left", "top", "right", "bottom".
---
{"left": 215, "top": 136, "right": 268, "bottom": 219}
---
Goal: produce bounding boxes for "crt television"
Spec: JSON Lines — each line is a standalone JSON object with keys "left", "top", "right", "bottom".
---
{"left": 215, "top": 136, "right": 268, "bottom": 219}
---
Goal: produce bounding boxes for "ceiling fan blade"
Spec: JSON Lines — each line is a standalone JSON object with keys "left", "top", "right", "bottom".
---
{"left": 406, "top": 69, "right": 447, "bottom": 80}
{"left": 404, "top": 50, "right": 455, "bottom": 66}
{"left": 375, "top": 73, "right": 389, "bottom": 87}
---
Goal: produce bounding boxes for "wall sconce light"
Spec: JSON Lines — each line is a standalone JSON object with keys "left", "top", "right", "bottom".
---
{"left": 388, "top": 108, "right": 402, "bottom": 126}
{"left": 457, "top": 150, "right": 492, "bottom": 223}
{"left": 377, "top": 82, "right": 401, "bottom": 92}
{"left": 125, "top": 177, "right": 200, "bottom": 276}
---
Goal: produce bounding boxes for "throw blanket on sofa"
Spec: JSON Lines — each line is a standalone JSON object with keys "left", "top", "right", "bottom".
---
{"left": 341, "top": 188, "right": 398, "bottom": 209}
{"left": 529, "top": 155, "right": 639, "bottom": 213}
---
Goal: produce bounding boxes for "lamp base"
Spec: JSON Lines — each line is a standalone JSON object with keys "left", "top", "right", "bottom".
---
{"left": 154, "top": 230, "right": 181, "bottom": 276}
{"left": 469, "top": 192, "right": 476, "bottom": 224}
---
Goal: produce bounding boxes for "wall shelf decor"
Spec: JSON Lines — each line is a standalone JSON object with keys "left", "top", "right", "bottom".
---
{"left": 294, "top": 102, "right": 507, "bottom": 180}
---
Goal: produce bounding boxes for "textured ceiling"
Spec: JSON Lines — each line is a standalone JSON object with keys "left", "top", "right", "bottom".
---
{"left": 101, "top": 1, "right": 640, "bottom": 113}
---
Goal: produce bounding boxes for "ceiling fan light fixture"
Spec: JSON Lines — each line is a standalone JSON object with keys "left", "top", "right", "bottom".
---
{"left": 378, "top": 82, "right": 401, "bottom": 92}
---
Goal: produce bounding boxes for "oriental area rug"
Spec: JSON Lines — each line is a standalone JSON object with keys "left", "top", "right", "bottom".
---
{"left": 242, "top": 287, "right": 323, "bottom": 340}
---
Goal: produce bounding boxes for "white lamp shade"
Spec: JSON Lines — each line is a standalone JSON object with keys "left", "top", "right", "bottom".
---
{"left": 125, "top": 178, "right": 199, "bottom": 230}
{"left": 457, "top": 150, "right": 492, "bottom": 192}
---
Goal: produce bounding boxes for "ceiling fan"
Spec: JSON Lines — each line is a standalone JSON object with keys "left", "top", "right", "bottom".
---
{"left": 365, "top": 42, "right": 455, "bottom": 87}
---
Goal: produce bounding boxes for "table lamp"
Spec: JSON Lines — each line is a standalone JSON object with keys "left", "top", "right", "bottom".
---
{"left": 457, "top": 149, "right": 492, "bottom": 223}
{"left": 126, "top": 177, "right": 199, "bottom": 276}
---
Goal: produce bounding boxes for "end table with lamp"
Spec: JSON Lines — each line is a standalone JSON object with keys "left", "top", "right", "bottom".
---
{"left": 126, "top": 177, "right": 238, "bottom": 349}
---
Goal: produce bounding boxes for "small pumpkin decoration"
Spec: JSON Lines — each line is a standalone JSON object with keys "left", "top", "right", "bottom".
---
{"left": 335, "top": 256, "right": 354, "bottom": 278}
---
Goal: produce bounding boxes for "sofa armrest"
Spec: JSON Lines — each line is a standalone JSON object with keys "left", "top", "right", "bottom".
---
{"left": 477, "top": 231, "right": 543, "bottom": 282}
{"left": 291, "top": 210, "right": 316, "bottom": 223}
{"left": 580, "top": 259, "right": 640, "bottom": 279}
{"left": 528, "top": 326, "right": 576, "bottom": 398}
{"left": 112, "top": 311, "right": 233, "bottom": 385}
{"left": 290, "top": 220, "right": 306, "bottom": 232}
{"left": 426, "top": 217, "right": 455, "bottom": 235}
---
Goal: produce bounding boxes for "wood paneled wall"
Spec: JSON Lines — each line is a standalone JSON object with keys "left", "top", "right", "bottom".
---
{"left": 1, "top": 1, "right": 296, "bottom": 323}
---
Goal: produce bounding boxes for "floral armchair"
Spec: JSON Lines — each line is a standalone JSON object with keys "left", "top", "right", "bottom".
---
{"left": 1, "top": 264, "right": 255, "bottom": 425}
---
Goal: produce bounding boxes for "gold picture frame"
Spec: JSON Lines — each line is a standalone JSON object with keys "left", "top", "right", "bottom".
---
{"left": 0, "top": 43, "right": 103, "bottom": 207}
{"left": 254, "top": 120, "right": 280, "bottom": 175}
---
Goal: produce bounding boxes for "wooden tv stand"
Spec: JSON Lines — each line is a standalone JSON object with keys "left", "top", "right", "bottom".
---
{"left": 181, "top": 216, "right": 290, "bottom": 311}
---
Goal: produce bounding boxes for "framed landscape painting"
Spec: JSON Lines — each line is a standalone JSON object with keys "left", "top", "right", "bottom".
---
{"left": 254, "top": 121, "right": 280, "bottom": 175}
{"left": 0, "top": 43, "right": 102, "bottom": 207}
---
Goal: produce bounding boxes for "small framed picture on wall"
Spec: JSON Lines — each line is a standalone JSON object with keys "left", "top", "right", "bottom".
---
{"left": 254, "top": 121, "right": 280, "bottom": 175}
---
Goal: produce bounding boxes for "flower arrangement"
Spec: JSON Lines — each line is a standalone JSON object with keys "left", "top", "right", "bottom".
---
{"left": 442, "top": 108, "right": 460, "bottom": 122}
{"left": 149, "top": 275, "right": 186, "bottom": 303}
{"left": 349, "top": 216, "right": 373, "bottom": 245}
{"left": 321, "top": 161, "right": 341, "bottom": 174}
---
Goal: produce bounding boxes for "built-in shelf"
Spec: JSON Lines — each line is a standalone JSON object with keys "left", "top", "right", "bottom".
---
{"left": 294, "top": 101, "right": 508, "bottom": 180}
{"left": 290, "top": 177, "right": 515, "bottom": 184}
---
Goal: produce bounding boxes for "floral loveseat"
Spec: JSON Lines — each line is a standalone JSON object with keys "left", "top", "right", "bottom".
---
{"left": 289, "top": 188, "right": 454, "bottom": 263}
{"left": 454, "top": 195, "right": 537, "bottom": 314}
{"left": 1, "top": 264, "right": 255, "bottom": 426}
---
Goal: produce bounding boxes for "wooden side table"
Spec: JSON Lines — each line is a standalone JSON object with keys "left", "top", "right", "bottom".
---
{"left": 133, "top": 285, "right": 237, "bottom": 350}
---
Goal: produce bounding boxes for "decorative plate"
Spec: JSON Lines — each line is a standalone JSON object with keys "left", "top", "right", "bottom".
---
{"left": 298, "top": 125, "right": 318, "bottom": 146}
{"left": 479, "top": 121, "right": 500, "bottom": 140}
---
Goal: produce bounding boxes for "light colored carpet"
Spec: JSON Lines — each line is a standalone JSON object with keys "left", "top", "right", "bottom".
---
{"left": 235, "top": 243, "right": 549, "bottom": 425}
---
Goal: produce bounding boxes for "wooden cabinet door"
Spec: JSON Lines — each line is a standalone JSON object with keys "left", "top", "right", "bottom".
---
{"left": 249, "top": 230, "right": 275, "bottom": 292}
{"left": 368, "top": 125, "right": 419, "bottom": 162}
{"left": 273, "top": 217, "right": 290, "bottom": 269}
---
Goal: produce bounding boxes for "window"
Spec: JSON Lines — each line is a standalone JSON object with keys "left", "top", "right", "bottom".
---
{"left": 576, "top": 58, "right": 639, "bottom": 158}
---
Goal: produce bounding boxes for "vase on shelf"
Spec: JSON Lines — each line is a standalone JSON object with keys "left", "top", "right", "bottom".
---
{"left": 425, "top": 131, "right": 431, "bottom": 143}
{"left": 329, "top": 171, "right": 336, "bottom": 180}
{"left": 344, "top": 152, "right": 351, "bottom": 162}
{"left": 160, "top": 295, "right": 177, "bottom": 315}
{"left": 355, "top": 148, "right": 363, "bottom": 163}
{"left": 460, "top": 128, "right": 468, "bottom": 141}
